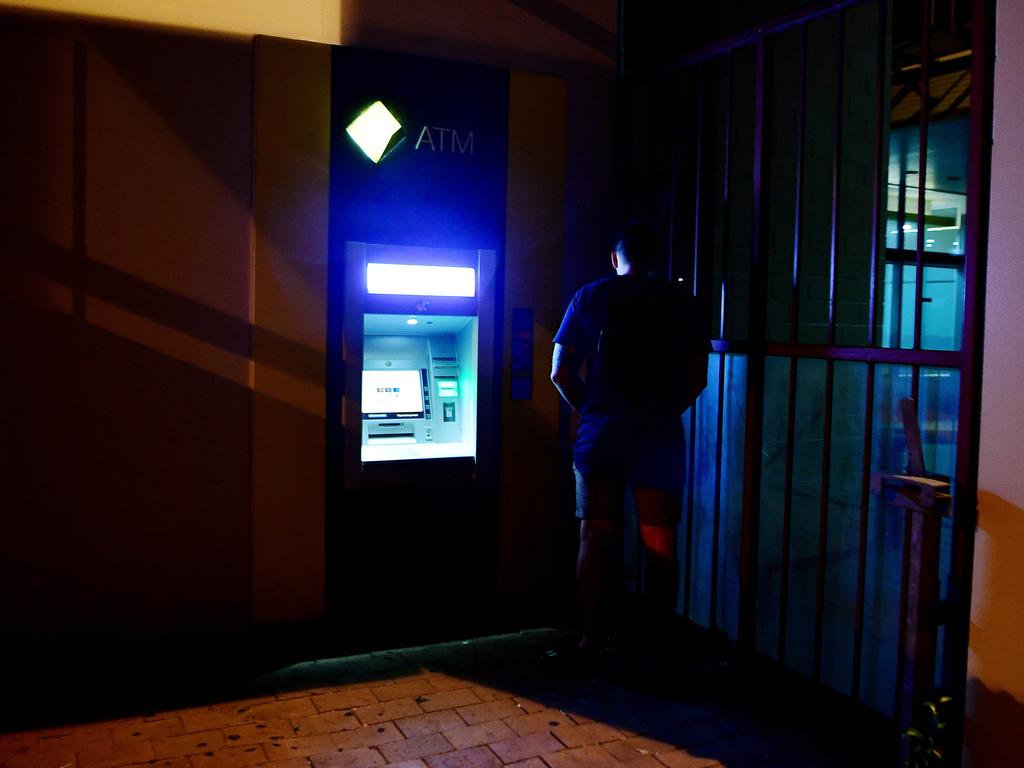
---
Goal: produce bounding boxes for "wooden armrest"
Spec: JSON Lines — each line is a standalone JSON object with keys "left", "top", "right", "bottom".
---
{"left": 871, "top": 472, "right": 952, "bottom": 515}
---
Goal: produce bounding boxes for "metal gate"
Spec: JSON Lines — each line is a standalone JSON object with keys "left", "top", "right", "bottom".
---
{"left": 653, "top": 0, "right": 992, "bottom": 741}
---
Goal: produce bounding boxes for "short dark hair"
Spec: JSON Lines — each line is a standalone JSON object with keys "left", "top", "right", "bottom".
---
{"left": 614, "top": 220, "right": 658, "bottom": 268}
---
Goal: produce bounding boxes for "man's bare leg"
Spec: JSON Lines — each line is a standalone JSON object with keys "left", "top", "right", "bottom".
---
{"left": 577, "top": 518, "right": 615, "bottom": 650}
{"left": 636, "top": 487, "right": 681, "bottom": 652}
{"left": 640, "top": 523, "right": 679, "bottom": 607}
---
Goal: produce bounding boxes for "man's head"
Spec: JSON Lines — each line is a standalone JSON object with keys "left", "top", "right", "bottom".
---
{"left": 611, "top": 220, "right": 658, "bottom": 276}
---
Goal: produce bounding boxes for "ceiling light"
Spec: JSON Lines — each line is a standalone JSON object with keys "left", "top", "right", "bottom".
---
{"left": 367, "top": 263, "right": 476, "bottom": 298}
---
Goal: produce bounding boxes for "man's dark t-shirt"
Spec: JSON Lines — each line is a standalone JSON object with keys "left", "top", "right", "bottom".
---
{"left": 554, "top": 274, "right": 706, "bottom": 480}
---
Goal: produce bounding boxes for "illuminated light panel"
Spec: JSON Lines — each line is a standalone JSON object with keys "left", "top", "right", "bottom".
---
{"left": 346, "top": 101, "right": 403, "bottom": 163}
{"left": 437, "top": 379, "right": 460, "bottom": 397}
{"left": 366, "top": 263, "right": 476, "bottom": 297}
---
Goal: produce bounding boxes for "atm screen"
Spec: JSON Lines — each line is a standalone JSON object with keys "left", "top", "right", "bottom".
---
{"left": 362, "top": 369, "right": 424, "bottom": 416}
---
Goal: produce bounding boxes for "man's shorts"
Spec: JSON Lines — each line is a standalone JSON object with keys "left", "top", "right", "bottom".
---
{"left": 573, "top": 417, "right": 684, "bottom": 528}
{"left": 573, "top": 430, "right": 685, "bottom": 527}
{"left": 574, "top": 465, "right": 683, "bottom": 526}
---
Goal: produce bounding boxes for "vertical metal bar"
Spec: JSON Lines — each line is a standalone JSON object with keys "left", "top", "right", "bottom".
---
{"left": 790, "top": 24, "right": 807, "bottom": 344}
{"left": 899, "top": 505, "right": 944, "bottom": 759}
{"left": 776, "top": 23, "right": 806, "bottom": 664}
{"left": 685, "top": 393, "right": 697, "bottom": 620}
{"left": 710, "top": 52, "right": 733, "bottom": 632}
{"left": 684, "top": 66, "right": 705, "bottom": 621}
{"left": 897, "top": 165, "right": 907, "bottom": 251}
{"left": 720, "top": 52, "right": 734, "bottom": 340}
{"left": 739, "top": 33, "right": 771, "bottom": 649}
{"left": 668, "top": 99, "right": 678, "bottom": 281}
{"left": 855, "top": 5, "right": 885, "bottom": 693}
{"left": 813, "top": 358, "right": 836, "bottom": 681}
{"left": 944, "top": 0, "right": 994, "bottom": 761}
{"left": 895, "top": 504, "right": 913, "bottom": 719}
{"left": 896, "top": 364, "right": 922, "bottom": 717}
{"left": 777, "top": 22, "right": 806, "bottom": 665}
{"left": 912, "top": 0, "right": 931, "bottom": 350}
{"left": 693, "top": 67, "right": 704, "bottom": 299}
{"left": 852, "top": 360, "right": 876, "bottom": 700}
{"left": 827, "top": 10, "right": 845, "bottom": 346}
{"left": 712, "top": 351, "right": 726, "bottom": 631}
{"left": 778, "top": 355, "right": 798, "bottom": 662}
{"left": 663, "top": 76, "right": 681, "bottom": 597}
{"left": 867, "top": 0, "right": 887, "bottom": 348}
{"left": 892, "top": 174, "right": 907, "bottom": 347}
{"left": 813, "top": 9, "right": 843, "bottom": 680}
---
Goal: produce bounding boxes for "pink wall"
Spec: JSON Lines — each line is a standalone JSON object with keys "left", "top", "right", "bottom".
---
{"left": 965, "top": 0, "right": 1024, "bottom": 765}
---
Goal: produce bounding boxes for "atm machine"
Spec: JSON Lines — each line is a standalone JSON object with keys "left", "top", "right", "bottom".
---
{"left": 326, "top": 45, "right": 509, "bottom": 640}
{"left": 334, "top": 242, "right": 500, "bottom": 640}
{"left": 341, "top": 242, "right": 497, "bottom": 486}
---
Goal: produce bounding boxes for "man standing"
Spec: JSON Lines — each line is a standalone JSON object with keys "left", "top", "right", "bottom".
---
{"left": 550, "top": 221, "right": 708, "bottom": 652}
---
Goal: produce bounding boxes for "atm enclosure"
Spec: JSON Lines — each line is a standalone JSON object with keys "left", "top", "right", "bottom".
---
{"left": 342, "top": 242, "right": 497, "bottom": 488}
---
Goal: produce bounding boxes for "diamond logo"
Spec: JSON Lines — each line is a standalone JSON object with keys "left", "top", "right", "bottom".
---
{"left": 346, "top": 100, "right": 406, "bottom": 163}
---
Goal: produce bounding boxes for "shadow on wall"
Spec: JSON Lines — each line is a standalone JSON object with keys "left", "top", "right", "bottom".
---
{"left": 0, "top": 16, "right": 323, "bottom": 635}
{"left": 964, "top": 491, "right": 1024, "bottom": 767}
{"left": 88, "top": 25, "right": 254, "bottom": 208}
{"left": 964, "top": 679, "right": 1024, "bottom": 767}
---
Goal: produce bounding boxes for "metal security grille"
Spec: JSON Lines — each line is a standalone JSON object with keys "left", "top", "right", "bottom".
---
{"left": 657, "top": 0, "right": 991, "bottom": 740}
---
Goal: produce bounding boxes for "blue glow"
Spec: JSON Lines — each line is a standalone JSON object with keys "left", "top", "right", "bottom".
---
{"left": 366, "top": 263, "right": 476, "bottom": 297}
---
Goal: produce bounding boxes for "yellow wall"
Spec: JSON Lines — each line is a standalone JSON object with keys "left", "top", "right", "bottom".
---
{"left": 500, "top": 71, "right": 568, "bottom": 595}
{"left": 0, "top": 0, "right": 613, "bottom": 633}
{"left": 0, "top": 0, "right": 616, "bottom": 66}
{"left": 965, "top": 0, "right": 1024, "bottom": 764}
{"left": 0, "top": 22, "right": 254, "bottom": 630}
{"left": 251, "top": 37, "right": 331, "bottom": 623}
{"left": 0, "top": 0, "right": 342, "bottom": 43}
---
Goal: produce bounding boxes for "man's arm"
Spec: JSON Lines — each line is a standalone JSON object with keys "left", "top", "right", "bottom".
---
{"left": 551, "top": 342, "right": 585, "bottom": 413}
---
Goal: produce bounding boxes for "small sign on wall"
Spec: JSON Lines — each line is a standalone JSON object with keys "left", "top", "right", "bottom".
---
{"left": 511, "top": 307, "right": 533, "bottom": 401}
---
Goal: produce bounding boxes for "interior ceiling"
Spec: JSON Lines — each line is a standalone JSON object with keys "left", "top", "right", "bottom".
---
{"left": 364, "top": 313, "right": 473, "bottom": 336}
{"left": 890, "top": 0, "right": 973, "bottom": 127}
{"left": 888, "top": 115, "right": 969, "bottom": 195}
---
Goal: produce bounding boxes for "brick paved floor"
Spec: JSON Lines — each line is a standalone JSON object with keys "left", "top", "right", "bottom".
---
{"left": 0, "top": 629, "right": 892, "bottom": 768}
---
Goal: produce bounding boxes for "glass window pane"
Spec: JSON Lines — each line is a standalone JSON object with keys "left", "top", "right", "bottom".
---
{"left": 918, "top": 366, "right": 959, "bottom": 608}
{"left": 835, "top": 1, "right": 883, "bottom": 348}
{"left": 921, "top": 265, "right": 964, "bottom": 351}
{"left": 882, "top": 79, "right": 968, "bottom": 352}
{"left": 688, "top": 354, "right": 721, "bottom": 626}
{"left": 707, "top": 58, "right": 729, "bottom": 341}
{"left": 764, "top": 31, "right": 801, "bottom": 344}
{"left": 861, "top": 363, "right": 913, "bottom": 717}
{"left": 784, "top": 358, "right": 826, "bottom": 676}
{"left": 796, "top": 15, "right": 838, "bottom": 345}
{"left": 820, "top": 361, "right": 869, "bottom": 695}
{"left": 724, "top": 50, "right": 755, "bottom": 342}
{"left": 758, "top": 356, "right": 792, "bottom": 657}
{"left": 717, "top": 354, "right": 747, "bottom": 641}
{"left": 678, "top": 406, "right": 694, "bottom": 613}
